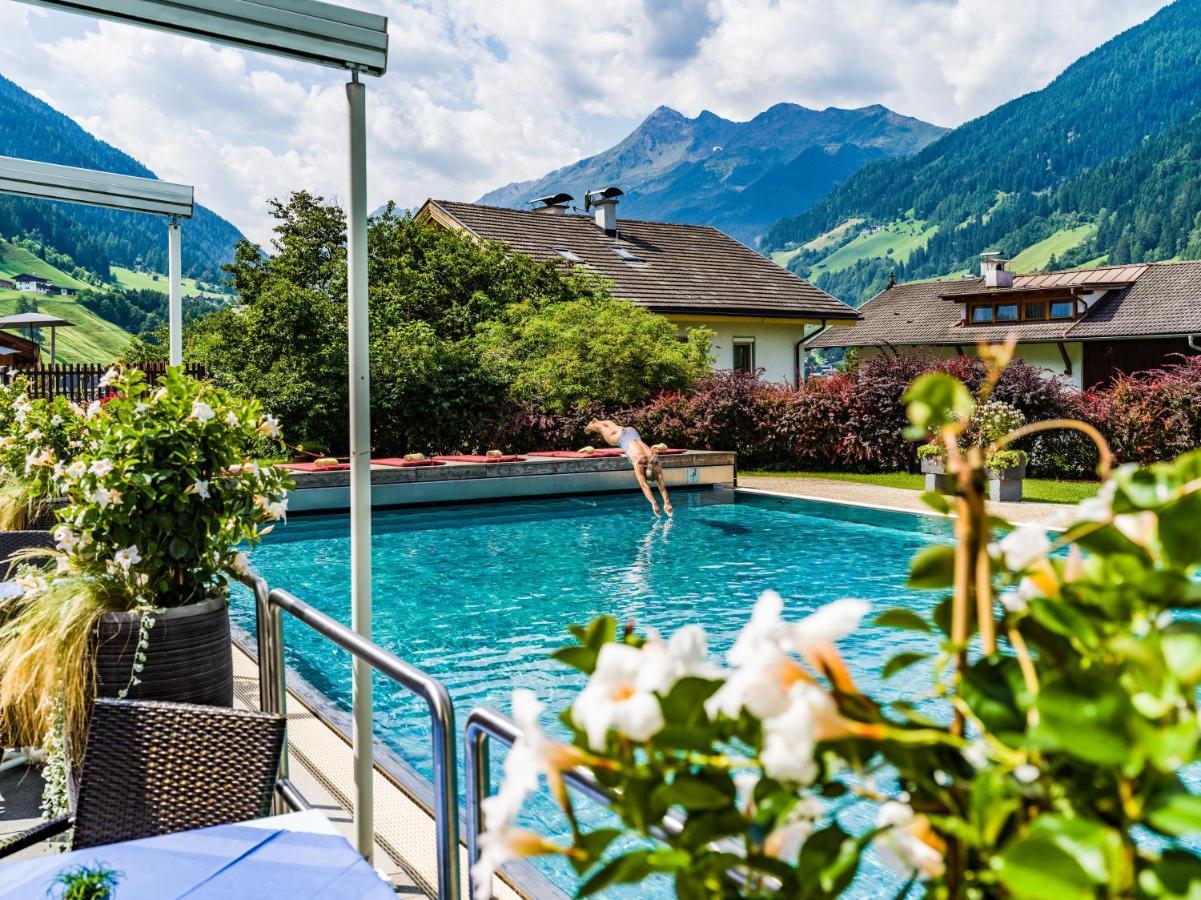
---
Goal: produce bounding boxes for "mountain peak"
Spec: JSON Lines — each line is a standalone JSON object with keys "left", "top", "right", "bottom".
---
{"left": 475, "top": 100, "right": 947, "bottom": 244}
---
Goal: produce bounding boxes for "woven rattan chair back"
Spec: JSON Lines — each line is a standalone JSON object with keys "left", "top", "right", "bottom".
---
{"left": 0, "top": 529, "right": 54, "bottom": 579}
{"left": 71, "top": 698, "right": 285, "bottom": 850}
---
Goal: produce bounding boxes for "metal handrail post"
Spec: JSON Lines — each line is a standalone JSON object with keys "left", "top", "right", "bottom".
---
{"left": 268, "top": 588, "right": 461, "bottom": 900}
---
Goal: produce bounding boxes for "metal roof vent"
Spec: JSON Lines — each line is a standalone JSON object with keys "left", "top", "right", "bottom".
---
{"left": 529, "top": 192, "right": 574, "bottom": 215}
{"left": 585, "top": 186, "right": 623, "bottom": 232}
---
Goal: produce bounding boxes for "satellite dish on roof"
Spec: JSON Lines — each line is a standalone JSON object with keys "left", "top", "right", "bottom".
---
{"left": 529, "top": 192, "right": 574, "bottom": 209}
{"left": 583, "top": 186, "right": 624, "bottom": 211}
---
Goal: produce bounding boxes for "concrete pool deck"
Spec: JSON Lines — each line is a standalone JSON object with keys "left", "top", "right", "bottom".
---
{"left": 738, "top": 475, "right": 1078, "bottom": 528}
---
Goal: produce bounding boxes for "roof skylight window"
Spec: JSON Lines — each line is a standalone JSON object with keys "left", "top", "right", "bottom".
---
{"left": 612, "top": 246, "right": 643, "bottom": 263}
{"left": 557, "top": 248, "right": 584, "bottom": 264}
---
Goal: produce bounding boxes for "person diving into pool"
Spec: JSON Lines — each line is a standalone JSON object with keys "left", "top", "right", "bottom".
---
{"left": 585, "top": 420, "right": 673, "bottom": 517}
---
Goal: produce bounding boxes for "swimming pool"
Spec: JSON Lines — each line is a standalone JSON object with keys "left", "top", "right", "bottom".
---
{"left": 232, "top": 487, "right": 954, "bottom": 895}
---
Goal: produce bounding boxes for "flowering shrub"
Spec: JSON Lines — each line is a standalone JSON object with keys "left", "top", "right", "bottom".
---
{"left": 0, "top": 365, "right": 292, "bottom": 752}
{"left": 0, "top": 380, "right": 91, "bottom": 528}
{"left": 51, "top": 366, "right": 291, "bottom": 607}
{"left": 473, "top": 352, "right": 1201, "bottom": 898}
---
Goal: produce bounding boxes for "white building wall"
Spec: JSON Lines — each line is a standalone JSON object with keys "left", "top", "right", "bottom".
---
{"left": 669, "top": 318, "right": 808, "bottom": 385}
{"left": 858, "top": 342, "right": 1084, "bottom": 389}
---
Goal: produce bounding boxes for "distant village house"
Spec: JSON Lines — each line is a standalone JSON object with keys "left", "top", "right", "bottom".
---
{"left": 416, "top": 191, "right": 858, "bottom": 385}
{"left": 806, "top": 254, "right": 1201, "bottom": 388}
{"left": 10, "top": 273, "right": 75, "bottom": 296}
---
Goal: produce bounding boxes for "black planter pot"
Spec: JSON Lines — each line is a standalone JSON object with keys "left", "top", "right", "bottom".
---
{"left": 91, "top": 595, "right": 233, "bottom": 708}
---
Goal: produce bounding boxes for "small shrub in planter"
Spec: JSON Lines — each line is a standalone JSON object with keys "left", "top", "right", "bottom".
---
{"left": 0, "top": 365, "right": 291, "bottom": 765}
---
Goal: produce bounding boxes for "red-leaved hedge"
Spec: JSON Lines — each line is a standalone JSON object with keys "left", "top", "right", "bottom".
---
{"left": 462, "top": 353, "right": 1201, "bottom": 478}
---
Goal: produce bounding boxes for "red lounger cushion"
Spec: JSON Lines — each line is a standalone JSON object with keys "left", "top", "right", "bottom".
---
{"left": 433, "top": 454, "right": 525, "bottom": 463}
{"left": 656, "top": 448, "right": 687, "bottom": 454}
{"left": 372, "top": 458, "right": 446, "bottom": 468}
{"left": 282, "top": 462, "right": 350, "bottom": 472}
{"left": 527, "top": 449, "right": 626, "bottom": 459}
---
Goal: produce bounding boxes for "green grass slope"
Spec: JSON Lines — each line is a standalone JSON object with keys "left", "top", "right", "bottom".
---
{"left": 111, "top": 266, "right": 227, "bottom": 299}
{"left": 808, "top": 218, "right": 937, "bottom": 275}
{"left": 1009, "top": 224, "right": 1096, "bottom": 272}
{"left": 0, "top": 241, "right": 88, "bottom": 288}
{"left": 0, "top": 292, "right": 131, "bottom": 363}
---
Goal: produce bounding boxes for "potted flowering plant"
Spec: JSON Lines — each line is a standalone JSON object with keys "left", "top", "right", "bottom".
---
{"left": 473, "top": 344, "right": 1201, "bottom": 898}
{"left": 0, "top": 366, "right": 291, "bottom": 761}
{"left": 0, "top": 379, "right": 91, "bottom": 529}
{"left": 918, "top": 398, "right": 1028, "bottom": 501}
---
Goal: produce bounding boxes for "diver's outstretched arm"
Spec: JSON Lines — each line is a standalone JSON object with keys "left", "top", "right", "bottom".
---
{"left": 655, "top": 464, "right": 673, "bottom": 516}
{"left": 633, "top": 465, "right": 660, "bottom": 515}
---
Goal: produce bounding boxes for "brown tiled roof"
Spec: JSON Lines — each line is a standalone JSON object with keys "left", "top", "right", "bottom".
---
{"left": 808, "top": 260, "right": 1201, "bottom": 348}
{"left": 423, "top": 200, "right": 858, "bottom": 321}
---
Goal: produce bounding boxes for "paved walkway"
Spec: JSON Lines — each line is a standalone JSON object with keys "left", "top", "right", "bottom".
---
{"left": 738, "top": 475, "right": 1078, "bottom": 529}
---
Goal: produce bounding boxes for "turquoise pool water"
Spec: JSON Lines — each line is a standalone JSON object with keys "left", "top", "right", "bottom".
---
{"left": 233, "top": 488, "right": 955, "bottom": 895}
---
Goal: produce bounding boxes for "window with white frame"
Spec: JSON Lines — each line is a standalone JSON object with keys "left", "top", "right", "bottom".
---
{"left": 732, "top": 338, "right": 756, "bottom": 373}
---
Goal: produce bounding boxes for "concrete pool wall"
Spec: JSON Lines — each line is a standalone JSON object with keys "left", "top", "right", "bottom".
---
{"left": 283, "top": 450, "right": 736, "bottom": 512}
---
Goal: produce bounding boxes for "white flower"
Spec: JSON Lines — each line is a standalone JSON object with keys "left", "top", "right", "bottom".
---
{"left": 705, "top": 649, "right": 804, "bottom": 721}
{"left": 781, "top": 597, "right": 871, "bottom": 654}
{"left": 760, "top": 694, "right": 818, "bottom": 784}
{"left": 1076, "top": 478, "right": 1118, "bottom": 523}
{"left": 52, "top": 525, "right": 77, "bottom": 552}
{"left": 113, "top": 545, "right": 141, "bottom": 573}
{"left": 257, "top": 415, "right": 282, "bottom": 438}
{"left": 50, "top": 415, "right": 63, "bottom": 427}
{"left": 1013, "top": 763, "right": 1040, "bottom": 784}
{"left": 571, "top": 642, "right": 665, "bottom": 750}
{"left": 134, "top": 402, "right": 148, "bottom": 414}
{"left": 226, "top": 410, "right": 240, "bottom": 427}
{"left": 994, "top": 525, "right": 1052, "bottom": 573}
{"left": 763, "top": 796, "right": 824, "bottom": 864}
{"left": 89, "top": 459, "right": 113, "bottom": 477}
{"left": 24, "top": 447, "right": 55, "bottom": 472}
{"left": 152, "top": 387, "right": 168, "bottom": 403}
{"left": 638, "top": 624, "right": 722, "bottom": 695}
{"left": 90, "top": 486, "right": 122, "bottom": 509}
{"left": 265, "top": 498, "right": 288, "bottom": 521}
{"left": 190, "top": 479, "right": 211, "bottom": 500}
{"left": 65, "top": 461, "right": 86, "bottom": 481}
{"left": 998, "top": 577, "right": 1042, "bottom": 613}
{"left": 85, "top": 400, "right": 102, "bottom": 419}
{"left": 963, "top": 740, "right": 990, "bottom": 771}
{"left": 98, "top": 367, "right": 119, "bottom": 388}
{"left": 190, "top": 400, "right": 215, "bottom": 422}
{"left": 232, "top": 551, "right": 251, "bottom": 575}
{"left": 26, "top": 429, "right": 43, "bottom": 443}
{"left": 1114, "top": 511, "right": 1157, "bottom": 549}
{"left": 873, "top": 801, "right": 946, "bottom": 880}
{"left": 727, "top": 590, "right": 788, "bottom": 667}
{"left": 470, "top": 803, "right": 553, "bottom": 900}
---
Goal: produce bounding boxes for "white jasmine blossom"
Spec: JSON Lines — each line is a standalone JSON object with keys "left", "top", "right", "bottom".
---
{"left": 232, "top": 551, "right": 251, "bottom": 575}
{"left": 638, "top": 624, "right": 722, "bottom": 695}
{"left": 89, "top": 459, "right": 113, "bottom": 477}
{"left": 98, "top": 367, "right": 119, "bottom": 388}
{"left": 190, "top": 400, "right": 215, "bottom": 422}
{"left": 873, "top": 801, "right": 946, "bottom": 880}
{"left": 257, "top": 414, "right": 282, "bottom": 438}
{"left": 1013, "top": 763, "right": 1040, "bottom": 784}
{"left": 190, "top": 479, "right": 211, "bottom": 500}
{"left": 225, "top": 410, "right": 240, "bottom": 427}
{"left": 763, "top": 796, "right": 824, "bottom": 864}
{"left": 963, "top": 740, "right": 990, "bottom": 771}
{"left": 760, "top": 695, "right": 818, "bottom": 784}
{"left": 265, "top": 498, "right": 288, "bottom": 521}
{"left": 571, "top": 642, "right": 665, "bottom": 750}
{"left": 52, "top": 525, "right": 76, "bottom": 552}
{"left": 85, "top": 400, "right": 102, "bottom": 419}
{"left": 65, "top": 461, "right": 86, "bottom": 480}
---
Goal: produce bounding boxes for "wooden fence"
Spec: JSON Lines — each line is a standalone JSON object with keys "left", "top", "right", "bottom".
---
{"left": 0, "top": 363, "right": 208, "bottom": 404}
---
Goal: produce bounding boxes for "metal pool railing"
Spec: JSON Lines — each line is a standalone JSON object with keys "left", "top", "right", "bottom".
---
{"left": 237, "top": 572, "right": 462, "bottom": 900}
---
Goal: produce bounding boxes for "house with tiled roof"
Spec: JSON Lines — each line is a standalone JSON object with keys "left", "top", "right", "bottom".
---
{"left": 415, "top": 193, "right": 859, "bottom": 385}
{"left": 806, "top": 254, "right": 1201, "bottom": 388}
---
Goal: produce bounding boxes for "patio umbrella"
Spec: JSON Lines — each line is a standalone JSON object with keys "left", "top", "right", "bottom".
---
{"left": 0, "top": 311, "right": 74, "bottom": 363}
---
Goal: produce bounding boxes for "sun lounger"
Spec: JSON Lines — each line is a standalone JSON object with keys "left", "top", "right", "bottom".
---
{"left": 432, "top": 454, "right": 525, "bottom": 463}
{"left": 281, "top": 461, "right": 350, "bottom": 472}
{"left": 527, "top": 449, "right": 625, "bottom": 459}
{"left": 372, "top": 458, "right": 446, "bottom": 468}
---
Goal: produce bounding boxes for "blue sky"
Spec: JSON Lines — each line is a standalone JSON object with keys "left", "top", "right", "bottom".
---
{"left": 0, "top": 0, "right": 1172, "bottom": 244}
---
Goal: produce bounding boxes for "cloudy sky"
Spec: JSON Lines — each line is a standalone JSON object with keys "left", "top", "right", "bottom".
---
{"left": 0, "top": 0, "right": 1172, "bottom": 244}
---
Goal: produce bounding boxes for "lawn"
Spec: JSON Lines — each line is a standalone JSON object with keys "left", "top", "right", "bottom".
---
{"left": 111, "top": 266, "right": 228, "bottom": 299}
{"left": 743, "top": 470, "right": 1100, "bottom": 505}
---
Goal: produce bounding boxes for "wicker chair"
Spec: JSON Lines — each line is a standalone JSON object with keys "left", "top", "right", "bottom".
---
{"left": 0, "top": 699, "right": 285, "bottom": 856}
{"left": 0, "top": 529, "right": 55, "bottom": 580}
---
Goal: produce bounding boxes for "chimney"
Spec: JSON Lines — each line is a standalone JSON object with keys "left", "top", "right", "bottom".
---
{"left": 980, "top": 251, "right": 1013, "bottom": 288}
{"left": 584, "top": 186, "right": 624, "bottom": 232}
{"left": 529, "top": 192, "right": 573, "bottom": 215}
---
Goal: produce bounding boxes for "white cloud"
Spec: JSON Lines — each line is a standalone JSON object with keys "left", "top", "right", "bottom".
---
{"left": 0, "top": 0, "right": 1171, "bottom": 244}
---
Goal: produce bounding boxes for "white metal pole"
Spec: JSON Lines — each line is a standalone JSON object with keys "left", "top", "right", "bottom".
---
{"left": 167, "top": 217, "right": 182, "bottom": 365}
{"left": 346, "top": 73, "right": 374, "bottom": 862}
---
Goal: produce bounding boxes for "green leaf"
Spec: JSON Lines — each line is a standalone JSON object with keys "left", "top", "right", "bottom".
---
{"left": 568, "top": 828, "right": 621, "bottom": 875}
{"left": 1147, "top": 789, "right": 1201, "bottom": 837}
{"left": 882, "top": 652, "right": 931, "bottom": 679}
{"left": 997, "top": 840, "right": 1088, "bottom": 898}
{"left": 658, "top": 676, "right": 721, "bottom": 727}
{"left": 1034, "top": 680, "right": 1132, "bottom": 768}
{"left": 907, "top": 544, "right": 956, "bottom": 589}
{"left": 902, "top": 372, "right": 975, "bottom": 439}
{"left": 962, "top": 656, "right": 1026, "bottom": 736}
{"left": 576, "top": 850, "right": 654, "bottom": 897}
{"left": 653, "top": 775, "right": 733, "bottom": 812}
{"left": 1163, "top": 622, "right": 1201, "bottom": 684}
{"left": 874, "top": 608, "right": 933, "bottom": 632}
{"left": 1142, "top": 849, "right": 1201, "bottom": 899}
